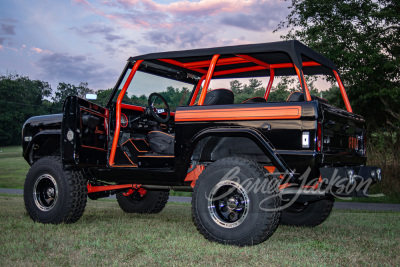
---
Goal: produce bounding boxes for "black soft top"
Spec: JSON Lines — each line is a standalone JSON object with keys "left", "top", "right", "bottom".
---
{"left": 129, "top": 40, "right": 338, "bottom": 79}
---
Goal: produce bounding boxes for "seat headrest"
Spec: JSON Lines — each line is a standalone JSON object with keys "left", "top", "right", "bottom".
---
{"left": 287, "top": 92, "right": 304, "bottom": 102}
{"left": 286, "top": 91, "right": 329, "bottom": 104}
{"left": 242, "top": 97, "right": 267, "bottom": 104}
{"left": 203, "top": 89, "right": 234, "bottom": 105}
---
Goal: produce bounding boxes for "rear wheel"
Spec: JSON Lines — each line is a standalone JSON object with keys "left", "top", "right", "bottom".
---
{"left": 280, "top": 198, "right": 334, "bottom": 227}
{"left": 192, "top": 157, "right": 281, "bottom": 246}
{"left": 116, "top": 190, "right": 169, "bottom": 214}
{"left": 24, "top": 157, "right": 87, "bottom": 224}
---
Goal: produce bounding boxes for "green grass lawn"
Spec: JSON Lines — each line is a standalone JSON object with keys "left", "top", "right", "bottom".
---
{"left": 0, "top": 146, "right": 29, "bottom": 189}
{"left": 0, "top": 146, "right": 398, "bottom": 202}
{"left": 0, "top": 195, "right": 399, "bottom": 266}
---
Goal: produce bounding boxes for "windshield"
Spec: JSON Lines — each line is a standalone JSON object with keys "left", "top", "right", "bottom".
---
{"left": 114, "top": 70, "right": 195, "bottom": 111}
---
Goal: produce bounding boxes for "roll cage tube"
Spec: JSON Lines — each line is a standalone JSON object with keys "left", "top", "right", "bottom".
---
{"left": 189, "top": 75, "right": 206, "bottom": 106}
{"left": 294, "top": 66, "right": 312, "bottom": 101}
{"left": 264, "top": 68, "right": 275, "bottom": 100}
{"left": 333, "top": 70, "right": 353, "bottom": 113}
{"left": 109, "top": 60, "right": 143, "bottom": 166}
{"left": 170, "top": 55, "right": 321, "bottom": 105}
{"left": 198, "top": 54, "right": 220, "bottom": 105}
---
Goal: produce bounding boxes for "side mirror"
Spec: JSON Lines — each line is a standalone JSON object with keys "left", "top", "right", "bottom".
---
{"left": 85, "top": 93, "right": 97, "bottom": 100}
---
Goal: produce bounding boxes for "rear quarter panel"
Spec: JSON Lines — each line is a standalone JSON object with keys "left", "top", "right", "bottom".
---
{"left": 174, "top": 101, "right": 320, "bottom": 179}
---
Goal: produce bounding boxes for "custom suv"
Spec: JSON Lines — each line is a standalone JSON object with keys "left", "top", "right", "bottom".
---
{"left": 22, "top": 40, "right": 381, "bottom": 246}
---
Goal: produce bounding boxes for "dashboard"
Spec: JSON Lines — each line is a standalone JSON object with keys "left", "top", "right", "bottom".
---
{"left": 119, "top": 107, "right": 175, "bottom": 134}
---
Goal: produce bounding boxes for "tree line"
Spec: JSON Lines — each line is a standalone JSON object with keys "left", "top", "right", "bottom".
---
{"left": 0, "top": 73, "right": 343, "bottom": 146}
{"left": 1, "top": 0, "right": 398, "bottom": 146}
{"left": 277, "top": 0, "right": 399, "bottom": 131}
{"left": 0, "top": 74, "right": 109, "bottom": 146}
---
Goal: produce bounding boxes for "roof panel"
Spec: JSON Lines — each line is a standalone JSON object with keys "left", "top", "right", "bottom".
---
{"left": 129, "top": 40, "right": 338, "bottom": 73}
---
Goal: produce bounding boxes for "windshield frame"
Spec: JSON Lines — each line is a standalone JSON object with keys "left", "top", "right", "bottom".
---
{"left": 107, "top": 61, "right": 199, "bottom": 109}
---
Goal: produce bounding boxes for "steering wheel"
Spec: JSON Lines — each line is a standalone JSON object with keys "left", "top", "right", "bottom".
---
{"left": 147, "top": 93, "right": 170, "bottom": 123}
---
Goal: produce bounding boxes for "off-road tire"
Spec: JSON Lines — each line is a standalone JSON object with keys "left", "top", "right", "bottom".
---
{"left": 24, "top": 156, "right": 87, "bottom": 224}
{"left": 116, "top": 190, "right": 169, "bottom": 214}
{"left": 192, "top": 157, "right": 281, "bottom": 246}
{"left": 280, "top": 198, "right": 334, "bottom": 227}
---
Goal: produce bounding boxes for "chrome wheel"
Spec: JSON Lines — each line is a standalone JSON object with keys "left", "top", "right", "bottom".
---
{"left": 33, "top": 174, "right": 58, "bottom": 211}
{"left": 208, "top": 180, "right": 250, "bottom": 228}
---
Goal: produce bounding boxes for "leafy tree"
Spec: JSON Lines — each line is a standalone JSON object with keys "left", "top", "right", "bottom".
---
{"left": 268, "top": 83, "right": 292, "bottom": 102}
{"left": 321, "top": 86, "right": 344, "bottom": 109}
{"left": 94, "top": 88, "right": 113, "bottom": 107}
{"left": 130, "top": 93, "right": 148, "bottom": 106}
{"left": 52, "top": 82, "right": 94, "bottom": 110}
{"left": 276, "top": 0, "right": 400, "bottom": 129}
{"left": 243, "top": 79, "right": 263, "bottom": 94}
{"left": 159, "top": 86, "right": 190, "bottom": 110}
{"left": 229, "top": 79, "right": 265, "bottom": 103}
{"left": 230, "top": 80, "right": 243, "bottom": 94}
{"left": 0, "top": 74, "right": 52, "bottom": 145}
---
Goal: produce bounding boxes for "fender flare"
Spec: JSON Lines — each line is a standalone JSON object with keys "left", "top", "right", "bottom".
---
{"left": 23, "top": 130, "right": 61, "bottom": 164}
{"left": 181, "top": 127, "right": 295, "bottom": 181}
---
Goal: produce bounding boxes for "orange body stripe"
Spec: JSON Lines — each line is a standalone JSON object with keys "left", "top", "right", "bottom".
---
{"left": 175, "top": 106, "right": 302, "bottom": 122}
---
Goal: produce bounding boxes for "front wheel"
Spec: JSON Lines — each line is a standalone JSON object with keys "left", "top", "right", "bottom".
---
{"left": 24, "top": 157, "right": 87, "bottom": 224}
{"left": 192, "top": 157, "right": 281, "bottom": 246}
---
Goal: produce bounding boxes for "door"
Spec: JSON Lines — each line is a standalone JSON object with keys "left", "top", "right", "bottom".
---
{"left": 62, "top": 96, "right": 109, "bottom": 167}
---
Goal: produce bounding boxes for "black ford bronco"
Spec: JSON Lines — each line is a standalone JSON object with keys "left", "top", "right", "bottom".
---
{"left": 22, "top": 40, "right": 381, "bottom": 246}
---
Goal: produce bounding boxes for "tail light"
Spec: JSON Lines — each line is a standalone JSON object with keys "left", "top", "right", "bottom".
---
{"left": 317, "top": 121, "right": 322, "bottom": 152}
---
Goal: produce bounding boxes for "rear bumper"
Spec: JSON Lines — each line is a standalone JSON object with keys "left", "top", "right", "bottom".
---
{"left": 319, "top": 166, "right": 382, "bottom": 197}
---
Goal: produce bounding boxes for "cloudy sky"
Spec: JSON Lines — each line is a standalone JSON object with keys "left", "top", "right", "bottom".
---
{"left": 0, "top": 0, "right": 291, "bottom": 90}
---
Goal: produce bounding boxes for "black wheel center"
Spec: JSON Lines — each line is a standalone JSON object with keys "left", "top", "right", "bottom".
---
{"left": 33, "top": 174, "right": 58, "bottom": 211}
{"left": 208, "top": 181, "right": 250, "bottom": 228}
{"left": 46, "top": 188, "right": 55, "bottom": 198}
{"left": 227, "top": 197, "right": 239, "bottom": 210}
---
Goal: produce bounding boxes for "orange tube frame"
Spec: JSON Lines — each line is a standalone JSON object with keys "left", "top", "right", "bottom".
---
{"left": 264, "top": 68, "right": 275, "bottom": 100}
{"left": 189, "top": 75, "right": 206, "bottom": 106}
{"left": 106, "top": 56, "right": 345, "bottom": 166}
{"left": 159, "top": 55, "right": 322, "bottom": 105}
{"left": 109, "top": 60, "right": 143, "bottom": 166}
{"left": 198, "top": 54, "right": 220, "bottom": 105}
{"left": 87, "top": 183, "right": 141, "bottom": 193}
{"left": 333, "top": 70, "right": 353, "bottom": 113}
{"left": 294, "top": 66, "right": 312, "bottom": 101}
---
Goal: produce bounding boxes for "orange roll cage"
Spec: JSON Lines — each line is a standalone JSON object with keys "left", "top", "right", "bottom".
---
{"left": 108, "top": 53, "right": 352, "bottom": 169}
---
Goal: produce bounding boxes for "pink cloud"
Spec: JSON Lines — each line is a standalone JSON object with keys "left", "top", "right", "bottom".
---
{"left": 0, "top": 45, "right": 18, "bottom": 52}
{"left": 159, "top": 0, "right": 255, "bottom": 16}
{"left": 31, "top": 47, "right": 53, "bottom": 55}
{"left": 71, "top": 0, "right": 288, "bottom": 51}
{"left": 115, "top": 0, "right": 256, "bottom": 16}
{"left": 74, "top": 0, "right": 264, "bottom": 29}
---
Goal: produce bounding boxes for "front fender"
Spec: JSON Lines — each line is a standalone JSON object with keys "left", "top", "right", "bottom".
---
{"left": 23, "top": 130, "right": 61, "bottom": 164}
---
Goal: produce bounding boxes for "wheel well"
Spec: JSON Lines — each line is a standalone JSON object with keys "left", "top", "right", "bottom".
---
{"left": 28, "top": 135, "right": 60, "bottom": 164}
{"left": 193, "top": 136, "right": 272, "bottom": 164}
